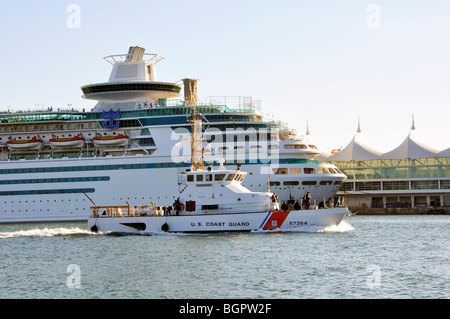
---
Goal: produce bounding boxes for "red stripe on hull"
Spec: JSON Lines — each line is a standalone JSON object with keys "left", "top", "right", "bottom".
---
{"left": 263, "top": 211, "right": 290, "bottom": 230}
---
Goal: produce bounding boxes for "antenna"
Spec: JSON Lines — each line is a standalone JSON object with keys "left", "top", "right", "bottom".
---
{"left": 188, "top": 107, "right": 205, "bottom": 171}
{"left": 411, "top": 114, "right": 416, "bottom": 130}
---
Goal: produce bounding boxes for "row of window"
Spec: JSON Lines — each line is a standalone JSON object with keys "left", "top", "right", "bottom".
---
{"left": 269, "top": 181, "right": 342, "bottom": 186}
{"left": 0, "top": 105, "right": 259, "bottom": 124}
{"left": 0, "top": 188, "right": 95, "bottom": 196}
{"left": 0, "top": 176, "right": 109, "bottom": 185}
{"left": 186, "top": 172, "right": 246, "bottom": 183}
{"left": 0, "top": 159, "right": 320, "bottom": 175}
{"left": 340, "top": 180, "right": 450, "bottom": 191}
{"left": 273, "top": 167, "right": 343, "bottom": 175}
{"left": 184, "top": 173, "right": 342, "bottom": 186}
{"left": 82, "top": 83, "right": 181, "bottom": 95}
{"left": 284, "top": 144, "right": 318, "bottom": 150}
{"left": 330, "top": 158, "right": 450, "bottom": 167}
{"left": 340, "top": 165, "right": 450, "bottom": 179}
{"left": 0, "top": 163, "right": 179, "bottom": 175}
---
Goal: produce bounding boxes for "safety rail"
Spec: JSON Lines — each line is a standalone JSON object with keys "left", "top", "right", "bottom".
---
{"left": 91, "top": 202, "right": 164, "bottom": 218}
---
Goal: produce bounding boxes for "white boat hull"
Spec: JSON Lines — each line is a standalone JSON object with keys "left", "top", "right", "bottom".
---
{"left": 50, "top": 140, "right": 85, "bottom": 148}
{"left": 87, "top": 207, "right": 348, "bottom": 234}
{"left": 7, "top": 142, "right": 43, "bottom": 150}
{"left": 93, "top": 138, "right": 128, "bottom": 147}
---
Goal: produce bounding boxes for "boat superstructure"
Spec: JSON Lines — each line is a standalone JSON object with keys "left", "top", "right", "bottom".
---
{"left": 0, "top": 46, "right": 347, "bottom": 223}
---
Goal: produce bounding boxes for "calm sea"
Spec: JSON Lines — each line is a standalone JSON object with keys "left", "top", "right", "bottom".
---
{"left": 0, "top": 215, "right": 448, "bottom": 299}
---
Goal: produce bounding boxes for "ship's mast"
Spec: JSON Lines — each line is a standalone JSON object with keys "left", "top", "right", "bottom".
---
{"left": 188, "top": 107, "right": 205, "bottom": 171}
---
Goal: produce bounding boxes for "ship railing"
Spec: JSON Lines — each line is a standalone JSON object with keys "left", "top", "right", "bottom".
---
{"left": 199, "top": 96, "right": 262, "bottom": 113}
{"left": 90, "top": 204, "right": 163, "bottom": 218}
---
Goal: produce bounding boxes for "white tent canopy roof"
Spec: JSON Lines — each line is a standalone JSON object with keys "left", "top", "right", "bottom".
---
{"left": 439, "top": 147, "right": 450, "bottom": 157}
{"left": 320, "top": 117, "right": 445, "bottom": 162}
{"left": 380, "top": 125, "right": 440, "bottom": 160}
{"left": 324, "top": 119, "right": 383, "bottom": 161}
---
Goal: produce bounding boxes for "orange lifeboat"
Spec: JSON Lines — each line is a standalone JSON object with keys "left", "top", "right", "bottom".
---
{"left": 92, "top": 134, "right": 129, "bottom": 147}
{"left": 6, "top": 138, "right": 43, "bottom": 150}
{"left": 49, "top": 136, "right": 85, "bottom": 148}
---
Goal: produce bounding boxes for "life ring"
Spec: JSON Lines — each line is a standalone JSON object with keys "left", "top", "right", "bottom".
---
{"left": 180, "top": 203, "right": 185, "bottom": 211}
{"left": 161, "top": 223, "right": 169, "bottom": 232}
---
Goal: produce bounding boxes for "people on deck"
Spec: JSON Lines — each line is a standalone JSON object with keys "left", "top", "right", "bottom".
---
{"left": 305, "top": 192, "right": 311, "bottom": 209}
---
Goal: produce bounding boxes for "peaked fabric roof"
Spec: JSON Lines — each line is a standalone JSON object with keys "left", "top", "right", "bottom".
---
{"left": 315, "top": 117, "right": 448, "bottom": 162}
{"left": 380, "top": 128, "right": 440, "bottom": 160}
{"left": 324, "top": 119, "right": 383, "bottom": 161}
{"left": 439, "top": 147, "right": 450, "bottom": 157}
{"left": 328, "top": 132, "right": 383, "bottom": 161}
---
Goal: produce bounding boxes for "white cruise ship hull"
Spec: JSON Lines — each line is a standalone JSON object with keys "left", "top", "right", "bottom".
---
{"left": 87, "top": 208, "right": 348, "bottom": 234}
{"left": 0, "top": 155, "right": 344, "bottom": 223}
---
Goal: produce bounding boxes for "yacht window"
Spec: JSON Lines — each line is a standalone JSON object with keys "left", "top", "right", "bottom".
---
{"left": 283, "top": 181, "right": 299, "bottom": 186}
{"left": 304, "top": 168, "right": 316, "bottom": 174}
{"left": 317, "top": 167, "right": 328, "bottom": 174}
{"left": 328, "top": 168, "right": 337, "bottom": 174}
{"left": 225, "top": 174, "right": 235, "bottom": 181}
{"left": 205, "top": 174, "right": 212, "bottom": 181}
{"left": 197, "top": 175, "right": 203, "bottom": 182}
{"left": 269, "top": 181, "right": 280, "bottom": 186}
{"left": 187, "top": 175, "right": 194, "bottom": 182}
{"left": 290, "top": 168, "right": 302, "bottom": 174}
{"left": 272, "top": 168, "right": 288, "bottom": 175}
{"left": 320, "top": 181, "right": 333, "bottom": 185}
{"left": 309, "top": 145, "right": 318, "bottom": 149}
{"left": 268, "top": 144, "right": 279, "bottom": 149}
{"left": 215, "top": 174, "right": 225, "bottom": 181}
{"left": 284, "top": 144, "right": 307, "bottom": 149}
{"left": 302, "top": 181, "right": 317, "bottom": 185}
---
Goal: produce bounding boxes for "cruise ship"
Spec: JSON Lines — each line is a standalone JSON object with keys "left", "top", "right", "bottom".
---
{"left": 0, "top": 46, "right": 346, "bottom": 223}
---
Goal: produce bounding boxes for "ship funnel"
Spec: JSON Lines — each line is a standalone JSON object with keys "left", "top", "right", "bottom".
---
{"left": 183, "top": 78, "right": 198, "bottom": 106}
{"left": 126, "top": 46, "right": 145, "bottom": 62}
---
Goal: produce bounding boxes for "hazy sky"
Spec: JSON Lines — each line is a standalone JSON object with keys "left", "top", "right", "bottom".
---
{"left": 0, "top": 0, "right": 449, "bottom": 153}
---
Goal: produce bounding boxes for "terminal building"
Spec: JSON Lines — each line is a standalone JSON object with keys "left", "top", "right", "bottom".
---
{"left": 316, "top": 119, "right": 450, "bottom": 209}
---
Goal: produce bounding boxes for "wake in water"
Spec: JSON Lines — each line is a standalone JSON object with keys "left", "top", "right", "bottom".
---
{"left": 320, "top": 220, "right": 355, "bottom": 233}
{"left": 0, "top": 227, "right": 94, "bottom": 239}
{"left": 251, "top": 220, "right": 355, "bottom": 234}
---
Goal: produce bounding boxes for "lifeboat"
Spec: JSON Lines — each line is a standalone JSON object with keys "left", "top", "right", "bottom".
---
{"left": 49, "top": 136, "right": 85, "bottom": 148}
{"left": 6, "top": 138, "right": 43, "bottom": 150}
{"left": 93, "top": 134, "right": 129, "bottom": 147}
